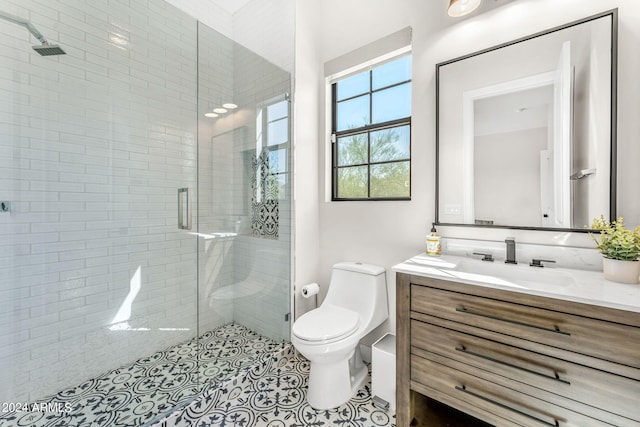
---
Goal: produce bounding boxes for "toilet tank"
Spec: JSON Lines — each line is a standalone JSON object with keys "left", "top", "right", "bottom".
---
{"left": 324, "top": 262, "right": 388, "bottom": 335}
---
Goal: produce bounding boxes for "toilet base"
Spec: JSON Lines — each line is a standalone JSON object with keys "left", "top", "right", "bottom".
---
{"left": 306, "top": 346, "right": 368, "bottom": 410}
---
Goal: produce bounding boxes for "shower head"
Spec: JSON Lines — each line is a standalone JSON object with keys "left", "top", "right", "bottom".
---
{"left": 1, "top": 10, "right": 66, "bottom": 56}
{"left": 32, "top": 42, "right": 66, "bottom": 56}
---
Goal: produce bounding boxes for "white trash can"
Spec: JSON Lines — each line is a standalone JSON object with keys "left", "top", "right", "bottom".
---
{"left": 371, "top": 333, "right": 396, "bottom": 411}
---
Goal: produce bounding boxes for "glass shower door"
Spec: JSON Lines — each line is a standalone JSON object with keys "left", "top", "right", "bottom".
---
{"left": 195, "top": 10, "right": 293, "bottom": 390}
{"left": 0, "top": 0, "right": 200, "bottom": 424}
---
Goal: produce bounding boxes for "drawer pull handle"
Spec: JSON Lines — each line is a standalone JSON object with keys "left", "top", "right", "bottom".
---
{"left": 456, "top": 307, "right": 571, "bottom": 336}
{"left": 455, "top": 385, "right": 560, "bottom": 427}
{"left": 455, "top": 346, "right": 570, "bottom": 385}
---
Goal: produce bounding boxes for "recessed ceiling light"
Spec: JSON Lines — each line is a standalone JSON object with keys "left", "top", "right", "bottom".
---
{"left": 222, "top": 103, "right": 238, "bottom": 109}
{"left": 448, "top": 0, "right": 482, "bottom": 17}
{"left": 213, "top": 107, "right": 228, "bottom": 114}
{"left": 204, "top": 112, "right": 219, "bottom": 118}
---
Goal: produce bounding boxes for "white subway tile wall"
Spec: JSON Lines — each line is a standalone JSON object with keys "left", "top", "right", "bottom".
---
{"left": 0, "top": 0, "right": 293, "bottom": 406}
{"left": 0, "top": 0, "right": 201, "bottom": 402}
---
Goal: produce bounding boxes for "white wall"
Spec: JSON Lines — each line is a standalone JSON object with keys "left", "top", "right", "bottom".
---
{"left": 293, "top": 1, "right": 322, "bottom": 319}
{"left": 314, "top": 0, "right": 439, "bottom": 346}
{"left": 295, "top": 0, "right": 640, "bottom": 344}
{"left": 474, "top": 127, "right": 548, "bottom": 226}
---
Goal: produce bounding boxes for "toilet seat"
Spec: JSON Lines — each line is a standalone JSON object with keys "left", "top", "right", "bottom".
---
{"left": 292, "top": 305, "right": 359, "bottom": 343}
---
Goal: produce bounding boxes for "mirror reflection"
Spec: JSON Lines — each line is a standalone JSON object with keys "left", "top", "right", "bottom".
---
{"left": 437, "top": 11, "right": 616, "bottom": 230}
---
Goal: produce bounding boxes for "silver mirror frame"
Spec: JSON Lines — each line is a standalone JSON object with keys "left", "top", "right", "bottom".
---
{"left": 435, "top": 9, "right": 618, "bottom": 232}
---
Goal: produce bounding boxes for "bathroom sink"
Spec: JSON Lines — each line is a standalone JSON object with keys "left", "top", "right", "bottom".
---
{"left": 450, "top": 257, "right": 577, "bottom": 292}
{"left": 394, "top": 253, "right": 640, "bottom": 314}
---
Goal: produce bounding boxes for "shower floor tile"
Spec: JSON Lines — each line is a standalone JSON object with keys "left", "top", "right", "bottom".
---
{"left": 0, "top": 324, "right": 284, "bottom": 427}
{"left": 160, "top": 354, "right": 397, "bottom": 427}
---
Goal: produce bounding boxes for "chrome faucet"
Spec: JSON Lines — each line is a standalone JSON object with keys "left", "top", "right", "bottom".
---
{"left": 505, "top": 238, "right": 517, "bottom": 264}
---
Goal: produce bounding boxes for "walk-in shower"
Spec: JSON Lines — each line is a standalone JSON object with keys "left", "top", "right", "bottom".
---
{"left": 0, "top": 0, "right": 293, "bottom": 425}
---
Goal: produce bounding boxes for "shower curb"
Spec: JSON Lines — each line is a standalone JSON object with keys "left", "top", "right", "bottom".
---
{"left": 148, "top": 343, "right": 295, "bottom": 427}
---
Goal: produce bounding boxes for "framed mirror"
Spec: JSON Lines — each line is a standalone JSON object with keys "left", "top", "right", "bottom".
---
{"left": 436, "top": 10, "right": 617, "bottom": 232}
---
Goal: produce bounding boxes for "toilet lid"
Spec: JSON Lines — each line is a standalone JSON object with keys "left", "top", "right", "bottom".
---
{"left": 293, "top": 305, "right": 359, "bottom": 342}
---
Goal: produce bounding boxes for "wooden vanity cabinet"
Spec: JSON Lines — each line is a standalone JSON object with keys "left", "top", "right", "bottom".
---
{"left": 396, "top": 272, "right": 640, "bottom": 427}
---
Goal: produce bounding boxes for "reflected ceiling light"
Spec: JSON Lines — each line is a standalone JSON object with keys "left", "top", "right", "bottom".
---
{"left": 222, "top": 103, "right": 238, "bottom": 109}
{"left": 204, "top": 112, "right": 219, "bottom": 118}
{"left": 213, "top": 107, "right": 228, "bottom": 114}
{"left": 448, "top": 0, "right": 482, "bottom": 17}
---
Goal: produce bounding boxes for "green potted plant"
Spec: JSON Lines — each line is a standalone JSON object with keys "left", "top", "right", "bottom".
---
{"left": 590, "top": 215, "right": 640, "bottom": 284}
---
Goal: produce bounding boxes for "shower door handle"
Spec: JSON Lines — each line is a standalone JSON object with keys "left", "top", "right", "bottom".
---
{"left": 178, "top": 188, "right": 192, "bottom": 230}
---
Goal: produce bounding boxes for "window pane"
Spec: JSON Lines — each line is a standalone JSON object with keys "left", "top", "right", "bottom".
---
{"left": 372, "top": 82, "right": 411, "bottom": 124}
{"left": 372, "top": 56, "right": 412, "bottom": 90}
{"left": 337, "top": 71, "right": 369, "bottom": 100}
{"left": 370, "top": 161, "right": 410, "bottom": 198}
{"left": 264, "top": 174, "right": 279, "bottom": 200}
{"left": 268, "top": 148, "right": 287, "bottom": 173}
{"left": 337, "top": 133, "right": 367, "bottom": 166}
{"left": 370, "top": 125, "right": 410, "bottom": 163}
{"left": 268, "top": 100, "right": 288, "bottom": 121}
{"left": 337, "top": 95, "right": 370, "bottom": 131}
{"left": 337, "top": 166, "right": 368, "bottom": 198}
{"left": 267, "top": 118, "right": 288, "bottom": 146}
{"left": 274, "top": 174, "right": 287, "bottom": 200}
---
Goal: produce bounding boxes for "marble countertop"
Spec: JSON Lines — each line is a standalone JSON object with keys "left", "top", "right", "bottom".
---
{"left": 393, "top": 253, "right": 640, "bottom": 314}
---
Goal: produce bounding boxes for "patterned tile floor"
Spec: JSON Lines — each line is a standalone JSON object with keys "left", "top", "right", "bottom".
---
{"left": 0, "top": 324, "right": 284, "bottom": 427}
{"left": 159, "top": 354, "right": 397, "bottom": 427}
{"left": 0, "top": 324, "right": 396, "bottom": 427}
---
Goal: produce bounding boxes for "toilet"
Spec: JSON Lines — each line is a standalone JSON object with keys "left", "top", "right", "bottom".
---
{"left": 292, "top": 262, "right": 388, "bottom": 409}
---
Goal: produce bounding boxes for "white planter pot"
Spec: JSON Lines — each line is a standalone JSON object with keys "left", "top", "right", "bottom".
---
{"left": 602, "top": 257, "right": 640, "bottom": 284}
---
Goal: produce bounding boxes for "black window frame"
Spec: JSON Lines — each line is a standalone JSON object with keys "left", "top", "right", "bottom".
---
{"left": 331, "top": 57, "right": 412, "bottom": 201}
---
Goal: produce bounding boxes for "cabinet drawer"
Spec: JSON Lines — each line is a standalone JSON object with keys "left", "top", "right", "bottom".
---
{"left": 411, "top": 285, "right": 640, "bottom": 369}
{"left": 411, "top": 353, "right": 614, "bottom": 427}
{"left": 411, "top": 319, "right": 640, "bottom": 424}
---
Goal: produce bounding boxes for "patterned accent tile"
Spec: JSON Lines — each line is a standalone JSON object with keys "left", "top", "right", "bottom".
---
{"left": 251, "top": 148, "right": 279, "bottom": 239}
{"left": 0, "top": 324, "right": 283, "bottom": 427}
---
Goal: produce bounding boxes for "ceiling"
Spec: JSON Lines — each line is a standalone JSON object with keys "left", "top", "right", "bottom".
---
{"left": 213, "top": 0, "right": 518, "bottom": 20}
{"left": 451, "top": 0, "right": 518, "bottom": 20}
{"left": 214, "top": 0, "right": 253, "bottom": 15}
{"left": 474, "top": 85, "right": 554, "bottom": 137}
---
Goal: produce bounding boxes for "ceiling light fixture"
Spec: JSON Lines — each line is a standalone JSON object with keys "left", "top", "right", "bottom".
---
{"left": 222, "top": 103, "right": 238, "bottom": 109}
{"left": 448, "top": 0, "right": 482, "bottom": 17}
{"left": 213, "top": 107, "right": 228, "bottom": 114}
{"left": 204, "top": 112, "right": 219, "bottom": 118}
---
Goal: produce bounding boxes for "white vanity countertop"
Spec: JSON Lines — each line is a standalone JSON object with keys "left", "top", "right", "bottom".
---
{"left": 393, "top": 253, "right": 640, "bottom": 314}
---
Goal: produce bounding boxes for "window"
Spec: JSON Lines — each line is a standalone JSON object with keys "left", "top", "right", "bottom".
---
{"left": 256, "top": 95, "right": 290, "bottom": 202}
{"left": 249, "top": 94, "right": 289, "bottom": 239}
{"left": 331, "top": 55, "right": 412, "bottom": 200}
